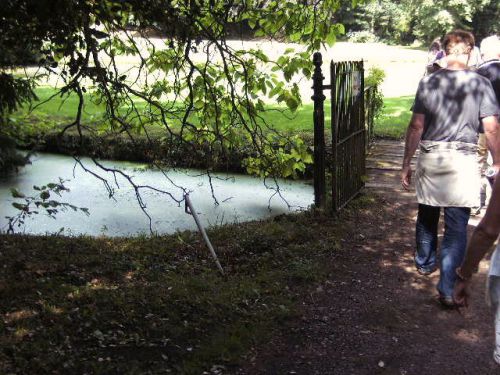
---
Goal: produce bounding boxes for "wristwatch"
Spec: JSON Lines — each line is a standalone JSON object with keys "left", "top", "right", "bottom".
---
{"left": 486, "top": 167, "right": 498, "bottom": 186}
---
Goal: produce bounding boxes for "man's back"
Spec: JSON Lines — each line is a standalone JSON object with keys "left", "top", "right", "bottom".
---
{"left": 414, "top": 69, "right": 498, "bottom": 143}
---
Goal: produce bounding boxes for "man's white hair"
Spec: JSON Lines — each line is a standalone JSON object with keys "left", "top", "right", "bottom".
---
{"left": 480, "top": 35, "right": 500, "bottom": 57}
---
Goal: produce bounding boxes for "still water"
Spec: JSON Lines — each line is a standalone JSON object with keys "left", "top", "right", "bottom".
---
{"left": 0, "top": 153, "right": 313, "bottom": 237}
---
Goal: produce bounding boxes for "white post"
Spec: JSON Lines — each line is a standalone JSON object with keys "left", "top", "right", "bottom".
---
{"left": 184, "top": 193, "right": 224, "bottom": 275}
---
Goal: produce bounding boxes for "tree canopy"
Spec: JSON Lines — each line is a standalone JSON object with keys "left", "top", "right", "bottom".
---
{"left": 2, "top": 0, "right": 496, "bottom": 218}
{"left": 339, "top": 0, "right": 499, "bottom": 44}
{"left": 1, "top": 0, "right": 351, "bottom": 223}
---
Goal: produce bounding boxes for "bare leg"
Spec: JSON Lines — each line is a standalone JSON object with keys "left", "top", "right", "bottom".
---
{"left": 488, "top": 275, "right": 500, "bottom": 365}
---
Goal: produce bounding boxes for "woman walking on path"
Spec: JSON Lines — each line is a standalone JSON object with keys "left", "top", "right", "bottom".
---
{"left": 400, "top": 30, "right": 500, "bottom": 307}
{"left": 454, "top": 35, "right": 500, "bottom": 365}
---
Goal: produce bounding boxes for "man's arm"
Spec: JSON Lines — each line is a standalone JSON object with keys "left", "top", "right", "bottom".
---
{"left": 400, "top": 113, "right": 425, "bottom": 190}
{"left": 482, "top": 115, "right": 500, "bottom": 168}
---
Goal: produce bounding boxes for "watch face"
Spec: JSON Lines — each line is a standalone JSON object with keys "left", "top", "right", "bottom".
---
{"left": 486, "top": 168, "right": 497, "bottom": 178}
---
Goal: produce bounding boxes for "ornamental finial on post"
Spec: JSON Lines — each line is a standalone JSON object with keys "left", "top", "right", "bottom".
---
{"left": 312, "top": 52, "right": 326, "bottom": 209}
{"left": 313, "top": 51, "right": 322, "bottom": 65}
{"left": 312, "top": 52, "right": 325, "bottom": 102}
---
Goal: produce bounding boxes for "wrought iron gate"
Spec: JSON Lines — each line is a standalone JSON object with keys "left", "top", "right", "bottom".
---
{"left": 312, "top": 52, "right": 368, "bottom": 212}
{"left": 330, "top": 60, "right": 366, "bottom": 211}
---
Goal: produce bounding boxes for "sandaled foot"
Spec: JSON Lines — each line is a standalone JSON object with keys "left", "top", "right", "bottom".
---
{"left": 438, "top": 295, "right": 456, "bottom": 309}
{"left": 416, "top": 267, "right": 437, "bottom": 276}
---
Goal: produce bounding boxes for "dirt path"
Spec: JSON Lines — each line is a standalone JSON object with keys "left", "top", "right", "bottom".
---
{"left": 237, "top": 139, "right": 497, "bottom": 374}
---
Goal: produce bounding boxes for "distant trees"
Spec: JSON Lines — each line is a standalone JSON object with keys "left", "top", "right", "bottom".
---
{"left": 339, "top": 0, "right": 499, "bottom": 45}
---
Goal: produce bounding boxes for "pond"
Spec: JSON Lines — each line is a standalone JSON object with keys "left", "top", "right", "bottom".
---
{"left": 0, "top": 153, "right": 314, "bottom": 237}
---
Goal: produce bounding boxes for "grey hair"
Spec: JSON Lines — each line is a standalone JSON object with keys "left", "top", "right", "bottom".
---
{"left": 480, "top": 35, "right": 500, "bottom": 57}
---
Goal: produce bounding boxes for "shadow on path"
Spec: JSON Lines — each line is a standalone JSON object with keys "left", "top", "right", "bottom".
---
{"left": 237, "top": 139, "right": 496, "bottom": 375}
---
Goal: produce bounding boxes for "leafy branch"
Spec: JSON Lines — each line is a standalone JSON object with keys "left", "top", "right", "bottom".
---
{"left": 1, "top": 0, "right": 351, "bottom": 221}
{"left": 5, "top": 179, "right": 90, "bottom": 234}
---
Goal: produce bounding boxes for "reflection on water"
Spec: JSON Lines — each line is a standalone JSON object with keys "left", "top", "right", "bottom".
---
{"left": 0, "top": 153, "right": 313, "bottom": 237}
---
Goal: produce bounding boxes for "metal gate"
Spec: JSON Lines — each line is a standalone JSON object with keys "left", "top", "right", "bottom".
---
{"left": 331, "top": 60, "right": 366, "bottom": 211}
{"left": 312, "top": 52, "right": 367, "bottom": 212}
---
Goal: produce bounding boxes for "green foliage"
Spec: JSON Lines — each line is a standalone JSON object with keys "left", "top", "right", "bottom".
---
{"left": 472, "top": 1, "right": 500, "bottom": 42}
{"left": 0, "top": 74, "right": 37, "bottom": 120}
{"left": 5, "top": 179, "right": 89, "bottom": 233}
{"left": 347, "top": 31, "right": 378, "bottom": 43}
{"left": 337, "top": 0, "right": 413, "bottom": 44}
{"left": 0, "top": 135, "right": 29, "bottom": 175}
{"left": 1, "top": 0, "right": 349, "bottom": 179}
{"left": 244, "top": 135, "right": 313, "bottom": 178}
{"left": 338, "top": 0, "right": 498, "bottom": 45}
{"left": 365, "top": 66, "right": 385, "bottom": 119}
{"left": 410, "top": 0, "right": 496, "bottom": 43}
{"left": 365, "top": 66, "right": 385, "bottom": 88}
{"left": 0, "top": 73, "right": 37, "bottom": 173}
{"left": 411, "top": 3, "right": 457, "bottom": 43}
{"left": 13, "top": 86, "right": 320, "bottom": 136}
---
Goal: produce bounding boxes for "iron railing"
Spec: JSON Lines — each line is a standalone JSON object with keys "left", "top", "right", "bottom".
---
{"left": 312, "top": 53, "right": 374, "bottom": 212}
{"left": 330, "top": 60, "right": 365, "bottom": 212}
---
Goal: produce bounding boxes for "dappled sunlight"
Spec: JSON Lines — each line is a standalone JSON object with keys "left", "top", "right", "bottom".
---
{"left": 410, "top": 278, "right": 432, "bottom": 291}
{"left": 348, "top": 138, "right": 497, "bottom": 373}
{"left": 416, "top": 70, "right": 495, "bottom": 139}
{"left": 42, "top": 303, "right": 65, "bottom": 315}
{"left": 123, "top": 271, "right": 136, "bottom": 281}
{"left": 2, "top": 213, "right": 352, "bottom": 373}
{"left": 14, "top": 327, "right": 32, "bottom": 340}
{"left": 384, "top": 109, "right": 407, "bottom": 117}
{"left": 88, "top": 278, "right": 116, "bottom": 291}
{"left": 3, "top": 309, "right": 37, "bottom": 324}
{"left": 454, "top": 329, "right": 482, "bottom": 344}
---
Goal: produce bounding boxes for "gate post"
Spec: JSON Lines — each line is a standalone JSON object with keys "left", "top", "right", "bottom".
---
{"left": 312, "top": 52, "right": 326, "bottom": 209}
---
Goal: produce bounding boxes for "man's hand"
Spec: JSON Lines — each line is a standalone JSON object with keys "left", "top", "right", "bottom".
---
{"left": 401, "top": 165, "right": 412, "bottom": 190}
{"left": 453, "top": 279, "right": 470, "bottom": 308}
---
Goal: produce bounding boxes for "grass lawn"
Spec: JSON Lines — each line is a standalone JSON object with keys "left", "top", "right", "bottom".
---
{"left": 21, "top": 87, "right": 108, "bottom": 121}
{"left": 10, "top": 87, "right": 410, "bottom": 141}
{"left": 11, "top": 87, "right": 316, "bottom": 137}
{"left": 374, "top": 96, "right": 413, "bottom": 139}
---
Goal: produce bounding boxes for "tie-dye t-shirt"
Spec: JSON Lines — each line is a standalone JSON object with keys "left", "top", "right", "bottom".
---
{"left": 412, "top": 69, "right": 499, "bottom": 144}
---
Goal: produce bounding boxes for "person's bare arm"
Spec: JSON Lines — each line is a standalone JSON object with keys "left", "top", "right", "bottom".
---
{"left": 454, "top": 175, "right": 500, "bottom": 306}
{"left": 483, "top": 115, "right": 500, "bottom": 167}
{"left": 400, "top": 113, "right": 425, "bottom": 190}
{"left": 458, "top": 176, "right": 500, "bottom": 279}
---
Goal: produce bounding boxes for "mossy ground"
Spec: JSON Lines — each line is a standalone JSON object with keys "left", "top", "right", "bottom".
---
{"left": 0, "top": 196, "right": 374, "bottom": 374}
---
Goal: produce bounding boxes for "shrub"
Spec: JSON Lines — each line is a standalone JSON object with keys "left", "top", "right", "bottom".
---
{"left": 365, "top": 66, "right": 385, "bottom": 119}
{"left": 0, "top": 134, "right": 29, "bottom": 175}
{"left": 347, "top": 31, "right": 378, "bottom": 43}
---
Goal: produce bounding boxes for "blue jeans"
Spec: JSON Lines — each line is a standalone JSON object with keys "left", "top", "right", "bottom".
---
{"left": 415, "top": 204, "right": 471, "bottom": 298}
